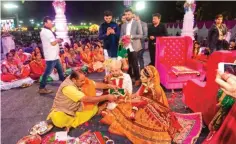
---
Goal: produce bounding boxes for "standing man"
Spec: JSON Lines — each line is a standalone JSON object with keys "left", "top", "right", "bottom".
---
{"left": 134, "top": 13, "right": 148, "bottom": 70}
{"left": 121, "top": 8, "right": 143, "bottom": 86}
{"left": 208, "top": 14, "right": 228, "bottom": 53}
{"left": 148, "top": 13, "right": 168, "bottom": 66}
{"left": 99, "top": 10, "right": 120, "bottom": 59}
{"left": 1, "top": 31, "right": 15, "bottom": 59}
{"left": 119, "top": 13, "right": 126, "bottom": 28}
{"left": 39, "top": 16, "right": 65, "bottom": 94}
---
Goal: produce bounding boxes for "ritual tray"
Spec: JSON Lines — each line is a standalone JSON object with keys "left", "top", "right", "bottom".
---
{"left": 29, "top": 121, "right": 53, "bottom": 135}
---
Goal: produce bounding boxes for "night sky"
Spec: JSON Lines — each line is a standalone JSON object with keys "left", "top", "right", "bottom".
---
{"left": 1, "top": 1, "right": 236, "bottom": 25}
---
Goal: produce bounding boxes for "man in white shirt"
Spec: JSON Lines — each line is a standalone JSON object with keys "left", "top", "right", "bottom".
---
{"left": 39, "top": 16, "right": 64, "bottom": 94}
{"left": 120, "top": 8, "right": 143, "bottom": 86}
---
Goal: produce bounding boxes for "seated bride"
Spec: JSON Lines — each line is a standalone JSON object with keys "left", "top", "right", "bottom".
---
{"left": 100, "top": 65, "right": 183, "bottom": 144}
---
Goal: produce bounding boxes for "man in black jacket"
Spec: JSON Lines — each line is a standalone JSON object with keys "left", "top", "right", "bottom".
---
{"left": 98, "top": 11, "right": 120, "bottom": 58}
{"left": 148, "top": 13, "right": 168, "bottom": 66}
{"left": 208, "top": 14, "right": 228, "bottom": 53}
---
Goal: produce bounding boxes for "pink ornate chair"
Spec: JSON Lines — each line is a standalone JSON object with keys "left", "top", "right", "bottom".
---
{"left": 183, "top": 51, "right": 235, "bottom": 125}
{"left": 155, "top": 36, "right": 205, "bottom": 90}
{"left": 231, "top": 50, "right": 236, "bottom": 58}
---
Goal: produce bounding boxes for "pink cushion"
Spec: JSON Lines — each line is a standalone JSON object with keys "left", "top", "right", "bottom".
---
{"left": 167, "top": 72, "right": 202, "bottom": 83}
{"left": 161, "top": 38, "right": 187, "bottom": 66}
{"left": 164, "top": 66, "right": 202, "bottom": 83}
{"left": 171, "top": 66, "right": 200, "bottom": 76}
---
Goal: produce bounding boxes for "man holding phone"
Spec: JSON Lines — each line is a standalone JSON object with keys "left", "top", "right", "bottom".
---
{"left": 99, "top": 10, "right": 120, "bottom": 59}
{"left": 39, "top": 16, "right": 65, "bottom": 94}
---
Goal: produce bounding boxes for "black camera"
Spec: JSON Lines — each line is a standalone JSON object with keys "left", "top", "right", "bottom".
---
{"left": 59, "top": 43, "right": 64, "bottom": 54}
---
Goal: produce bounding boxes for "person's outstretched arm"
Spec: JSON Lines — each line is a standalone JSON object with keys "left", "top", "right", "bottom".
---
{"left": 95, "top": 82, "right": 119, "bottom": 90}
{"left": 62, "top": 85, "right": 117, "bottom": 103}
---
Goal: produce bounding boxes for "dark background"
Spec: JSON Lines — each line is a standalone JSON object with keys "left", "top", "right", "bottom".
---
{"left": 1, "top": 1, "right": 236, "bottom": 25}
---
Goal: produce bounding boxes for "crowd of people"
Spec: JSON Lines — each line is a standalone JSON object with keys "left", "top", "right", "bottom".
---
{"left": 1, "top": 40, "right": 106, "bottom": 83}
{"left": 1, "top": 7, "right": 236, "bottom": 144}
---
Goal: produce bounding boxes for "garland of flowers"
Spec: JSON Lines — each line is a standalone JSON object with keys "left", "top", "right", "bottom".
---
{"left": 117, "top": 35, "right": 130, "bottom": 59}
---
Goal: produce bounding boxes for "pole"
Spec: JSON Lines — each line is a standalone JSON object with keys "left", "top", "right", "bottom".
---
{"left": 15, "top": 13, "right": 19, "bottom": 27}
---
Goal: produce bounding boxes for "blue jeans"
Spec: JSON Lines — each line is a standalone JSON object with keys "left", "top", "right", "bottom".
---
{"left": 39, "top": 59, "right": 65, "bottom": 89}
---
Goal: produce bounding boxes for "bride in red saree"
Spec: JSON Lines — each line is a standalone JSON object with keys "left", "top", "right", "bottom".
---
{"left": 100, "top": 65, "right": 182, "bottom": 144}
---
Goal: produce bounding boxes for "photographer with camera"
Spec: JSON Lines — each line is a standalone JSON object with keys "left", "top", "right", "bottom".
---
{"left": 38, "top": 16, "right": 65, "bottom": 94}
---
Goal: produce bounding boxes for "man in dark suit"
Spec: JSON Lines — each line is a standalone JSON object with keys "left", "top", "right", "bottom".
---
{"left": 99, "top": 11, "right": 120, "bottom": 58}
{"left": 208, "top": 14, "right": 228, "bottom": 53}
{"left": 134, "top": 13, "right": 148, "bottom": 70}
{"left": 120, "top": 8, "right": 143, "bottom": 86}
{"left": 148, "top": 13, "right": 168, "bottom": 66}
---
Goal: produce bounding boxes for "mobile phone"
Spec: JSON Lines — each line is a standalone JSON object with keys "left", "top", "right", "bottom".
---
{"left": 218, "top": 62, "right": 236, "bottom": 75}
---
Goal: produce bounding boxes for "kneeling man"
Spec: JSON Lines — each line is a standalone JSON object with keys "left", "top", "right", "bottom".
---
{"left": 47, "top": 70, "right": 117, "bottom": 130}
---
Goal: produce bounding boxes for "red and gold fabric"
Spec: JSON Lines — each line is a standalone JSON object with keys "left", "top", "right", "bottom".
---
{"left": 60, "top": 54, "right": 67, "bottom": 72}
{"left": 137, "top": 66, "right": 169, "bottom": 107}
{"left": 101, "top": 97, "right": 182, "bottom": 144}
{"left": 80, "top": 52, "right": 93, "bottom": 64}
{"left": 80, "top": 52, "right": 94, "bottom": 73}
{"left": 15, "top": 54, "right": 28, "bottom": 64}
{"left": 100, "top": 66, "right": 182, "bottom": 144}
{"left": 81, "top": 78, "right": 97, "bottom": 111}
{"left": 29, "top": 59, "right": 46, "bottom": 80}
{"left": 93, "top": 52, "right": 105, "bottom": 63}
{"left": 171, "top": 66, "right": 200, "bottom": 77}
{"left": 1, "top": 60, "right": 30, "bottom": 82}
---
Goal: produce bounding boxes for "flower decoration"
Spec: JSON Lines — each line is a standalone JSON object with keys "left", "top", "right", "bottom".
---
{"left": 120, "top": 35, "right": 131, "bottom": 47}
{"left": 89, "top": 24, "right": 99, "bottom": 32}
{"left": 117, "top": 35, "right": 131, "bottom": 59}
{"left": 52, "top": 0, "right": 66, "bottom": 13}
{"left": 184, "top": 1, "right": 196, "bottom": 13}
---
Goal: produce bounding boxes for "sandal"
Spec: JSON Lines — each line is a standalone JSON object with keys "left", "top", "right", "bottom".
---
{"left": 21, "top": 83, "right": 32, "bottom": 88}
